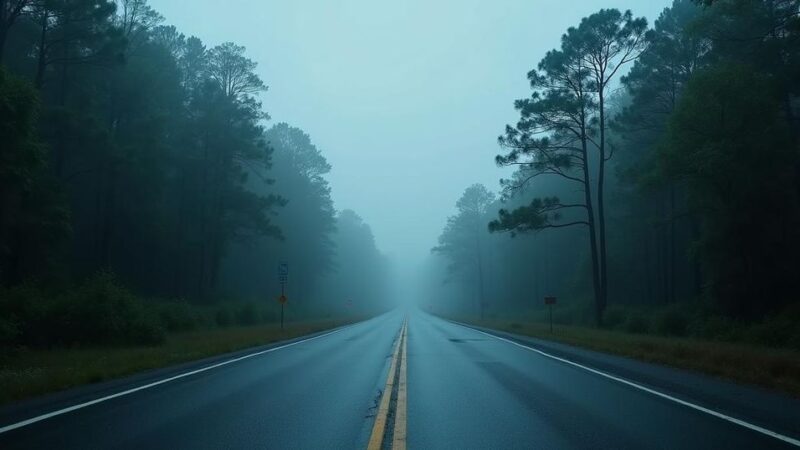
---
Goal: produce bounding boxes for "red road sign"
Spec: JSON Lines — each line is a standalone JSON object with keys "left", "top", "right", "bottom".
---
{"left": 544, "top": 296, "right": 557, "bottom": 305}
{"left": 279, "top": 294, "right": 288, "bottom": 304}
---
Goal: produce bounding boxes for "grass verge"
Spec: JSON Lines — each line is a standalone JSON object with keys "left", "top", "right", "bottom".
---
{"left": 0, "top": 318, "right": 357, "bottom": 406}
{"left": 457, "top": 317, "right": 800, "bottom": 398}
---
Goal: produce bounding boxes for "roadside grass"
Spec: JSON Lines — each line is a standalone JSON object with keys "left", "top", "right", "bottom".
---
{"left": 0, "top": 319, "right": 356, "bottom": 405}
{"left": 458, "top": 318, "right": 800, "bottom": 398}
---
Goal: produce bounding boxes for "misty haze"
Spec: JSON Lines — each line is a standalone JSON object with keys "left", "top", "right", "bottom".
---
{"left": 1, "top": 0, "right": 800, "bottom": 449}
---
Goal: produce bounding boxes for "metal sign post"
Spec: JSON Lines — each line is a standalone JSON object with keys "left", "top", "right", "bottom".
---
{"left": 278, "top": 262, "right": 288, "bottom": 330}
{"left": 544, "top": 296, "right": 557, "bottom": 333}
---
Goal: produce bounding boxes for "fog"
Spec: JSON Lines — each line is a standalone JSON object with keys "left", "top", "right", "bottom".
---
{"left": 4, "top": 0, "right": 799, "bottom": 343}
{"left": 149, "top": 0, "right": 669, "bottom": 273}
{"left": 3, "top": 2, "right": 800, "bottom": 445}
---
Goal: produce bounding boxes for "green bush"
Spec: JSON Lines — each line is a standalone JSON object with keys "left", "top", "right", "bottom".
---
{"left": 260, "top": 309, "right": 277, "bottom": 323}
{"left": 602, "top": 305, "right": 628, "bottom": 330}
{"left": 215, "top": 307, "right": 233, "bottom": 327}
{"left": 236, "top": 302, "right": 259, "bottom": 326}
{"left": 654, "top": 307, "right": 690, "bottom": 337}
{"left": 690, "top": 315, "right": 743, "bottom": 342}
{"left": 157, "top": 300, "right": 199, "bottom": 332}
{"left": 0, "top": 274, "right": 297, "bottom": 350}
{"left": 625, "top": 314, "right": 650, "bottom": 334}
{"left": 747, "top": 315, "right": 796, "bottom": 349}
{"left": 552, "top": 308, "right": 577, "bottom": 325}
{"left": 0, "top": 283, "right": 62, "bottom": 346}
{"left": 0, "top": 273, "right": 166, "bottom": 347}
{"left": 0, "top": 315, "right": 20, "bottom": 347}
{"left": 59, "top": 272, "right": 166, "bottom": 346}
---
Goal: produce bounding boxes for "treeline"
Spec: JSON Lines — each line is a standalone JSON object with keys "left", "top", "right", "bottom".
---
{"left": 430, "top": 0, "right": 800, "bottom": 345}
{"left": 0, "top": 0, "right": 388, "bottom": 347}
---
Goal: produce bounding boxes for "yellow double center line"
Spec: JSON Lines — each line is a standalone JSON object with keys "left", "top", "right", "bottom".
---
{"left": 368, "top": 318, "right": 408, "bottom": 450}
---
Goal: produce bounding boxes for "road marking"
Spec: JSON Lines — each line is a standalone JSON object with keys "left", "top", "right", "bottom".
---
{"left": 453, "top": 321, "right": 800, "bottom": 448}
{"left": 392, "top": 320, "right": 408, "bottom": 450}
{"left": 0, "top": 326, "right": 350, "bottom": 435}
{"left": 367, "top": 318, "right": 406, "bottom": 450}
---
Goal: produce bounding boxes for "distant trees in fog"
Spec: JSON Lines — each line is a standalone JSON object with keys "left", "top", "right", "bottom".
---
{"left": 432, "top": 0, "right": 800, "bottom": 326}
{"left": 0, "top": 0, "right": 390, "bottom": 318}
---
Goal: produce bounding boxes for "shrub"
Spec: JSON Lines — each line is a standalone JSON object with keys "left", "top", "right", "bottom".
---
{"left": 690, "top": 315, "right": 743, "bottom": 342}
{"left": 602, "top": 305, "right": 629, "bottom": 330}
{"left": 625, "top": 314, "right": 650, "bottom": 334}
{"left": 157, "top": 300, "right": 199, "bottom": 332}
{"left": 747, "top": 316, "right": 795, "bottom": 348}
{"left": 215, "top": 308, "right": 233, "bottom": 327}
{"left": 654, "top": 307, "right": 690, "bottom": 337}
{"left": 58, "top": 272, "right": 166, "bottom": 346}
{"left": 549, "top": 303, "right": 586, "bottom": 326}
{"left": 0, "top": 273, "right": 166, "bottom": 347}
{"left": 0, "top": 283, "right": 62, "bottom": 346}
{"left": 236, "top": 302, "right": 259, "bottom": 326}
{"left": 772, "top": 304, "right": 800, "bottom": 350}
{"left": 0, "top": 316, "right": 20, "bottom": 347}
{"left": 260, "top": 309, "right": 277, "bottom": 323}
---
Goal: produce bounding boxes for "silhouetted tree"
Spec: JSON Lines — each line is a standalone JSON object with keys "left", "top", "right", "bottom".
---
{"left": 0, "top": 68, "right": 69, "bottom": 285}
{"left": 492, "top": 9, "right": 648, "bottom": 325}
{"left": 659, "top": 63, "right": 800, "bottom": 317}
{"left": 435, "top": 184, "right": 496, "bottom": 319}
{"left": 0, "top": 0, "right": 30, "bottom": 64}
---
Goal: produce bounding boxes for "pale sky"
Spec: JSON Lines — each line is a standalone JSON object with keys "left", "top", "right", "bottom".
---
{"left": 149, "top": 0, "right": 671, "bottom": 266}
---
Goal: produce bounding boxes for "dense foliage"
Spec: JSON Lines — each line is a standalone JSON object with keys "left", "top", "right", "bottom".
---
{"left": 431, "top": 0, "right": 800, "bottom": 343}
{"left": 0, "top": 0, "right": 390, "bottom": 348}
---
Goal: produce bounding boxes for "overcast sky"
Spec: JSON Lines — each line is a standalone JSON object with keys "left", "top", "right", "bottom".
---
{"left": 149, "top": 0, "right": 671, "bottom": 267}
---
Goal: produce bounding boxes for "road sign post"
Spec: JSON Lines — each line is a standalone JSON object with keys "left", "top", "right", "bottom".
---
{"left": 544, "top": 296, "right": 557, "bottom": 333}
{"left": 278, "top": 293, "right": 287, "bottom": 330}
{"left": 278, "top": 262, "right": 289, "bottom": 330}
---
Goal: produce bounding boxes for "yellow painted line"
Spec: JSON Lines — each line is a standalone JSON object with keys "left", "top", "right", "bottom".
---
{"left": 391, "top": 319, "right": 408, "bottom": 450}
{"left": 367, "top": 318, "right": 406, "bottom": 450}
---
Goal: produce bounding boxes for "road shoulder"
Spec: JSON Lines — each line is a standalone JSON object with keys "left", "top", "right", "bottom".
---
{"left": 445, "top": 316, "right": 800, "bottom": 442}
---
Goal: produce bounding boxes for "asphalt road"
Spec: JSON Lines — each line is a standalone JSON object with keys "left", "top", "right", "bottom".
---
{"left": 1, "top": 310, "right": 799, "bottom": 449}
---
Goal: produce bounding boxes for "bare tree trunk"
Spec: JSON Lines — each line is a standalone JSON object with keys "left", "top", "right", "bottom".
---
{"left": 54, "top": 35, "right": 70, "bottom": 177}
{"left": 0, "top": 26, "right": 7, "bottom": 65}
{"left": 173, "top": 168, "right": 187, "bottom": 298}
{"left": 475, "top": 234, "right": 485, "bottom": 320}
{"left": 208, "top": 189, "right": 225, "bottom": 295}
{"left": 581, "top": 139, "right": 602, "bottom": 326}
{"left": 596, "top": 90, "right": 609, "bottom": 324}
{"left": 659, "top": 191, "right": 669, "bottom": 303}
{"left": 669, "top": 182, "right": 676, "bottom": 303}
{"left": 644, "top": 223, "right": 654, "bottom": 304}
{"left": 1, "top": 0, "right": 32, "bottom": 66}
{"left": 197, "top": 131, "right": 211, "bottom": 300}
{"left": 99, "top": 160, "right": 117, "bottom": 268}
{"left": 690, "top": 215, "right": 703, "bottom": 297}
{"left": 34, "top": 10, "right": 47, "bottom": 89}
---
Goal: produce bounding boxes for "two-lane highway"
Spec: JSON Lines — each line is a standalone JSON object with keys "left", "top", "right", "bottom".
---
{"left": 408, "top": 313, "right": 799, "bottom": 449}
{"left": 0, "top": 313, "right": 404, "bottom": 449}
{"left": 1, "top": 309, "right": 799, "bottom": 449}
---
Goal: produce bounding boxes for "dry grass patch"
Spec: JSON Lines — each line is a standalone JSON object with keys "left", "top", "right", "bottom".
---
{"left": 462, "top": 318, "right": 800, "bottom": 398}
{"left": 0, "top": 319, "right": 357, "bottom": 405}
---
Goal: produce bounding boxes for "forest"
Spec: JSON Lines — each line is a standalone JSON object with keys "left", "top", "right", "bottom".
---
{"left": 1, "top": 0, "right": 799, "bottom": 367}
{"left": 429, "top": 0, "right": 800, "bottom": 348}
{"left": 0, "top": 0, "right": 391, "bottom": 350}
{"left": 3, "top": 1, "right": 800, "bottom": 445}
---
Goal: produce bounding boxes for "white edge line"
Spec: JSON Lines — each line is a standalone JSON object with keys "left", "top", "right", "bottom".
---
{"left": 452, "top": 321, "right": 800, "bottom": 448}
{"left": 0, "top": 326, "right": 348, "bottom": 434}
